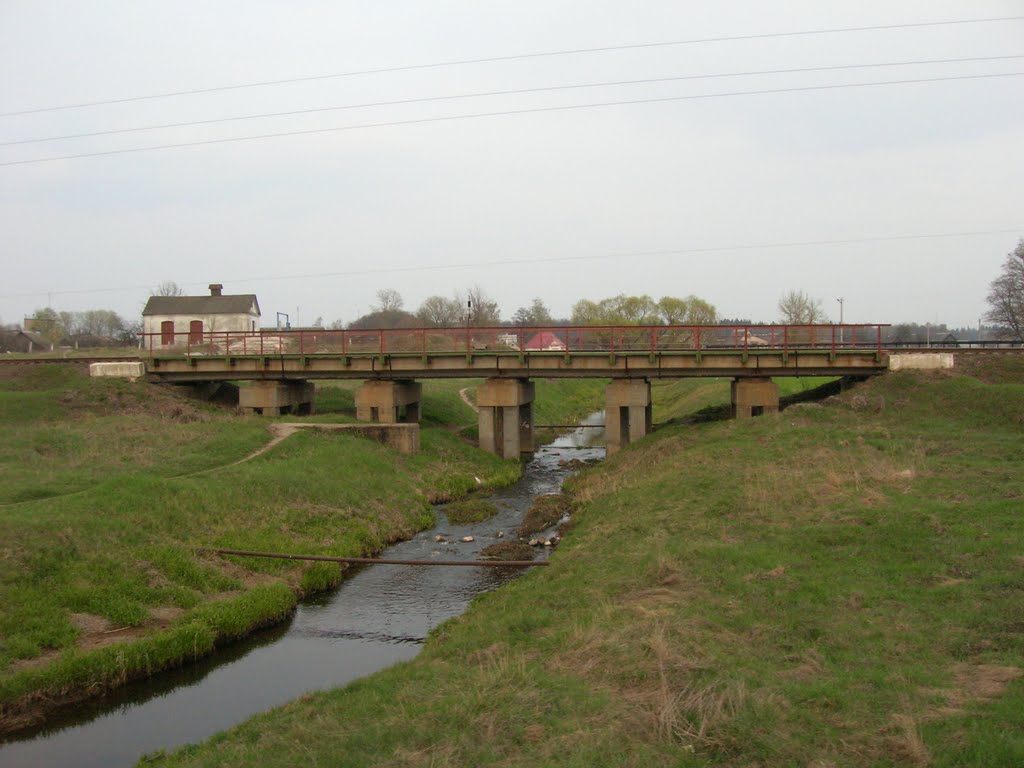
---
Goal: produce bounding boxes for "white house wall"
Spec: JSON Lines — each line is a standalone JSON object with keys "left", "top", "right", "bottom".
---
{"left": 143, "top": 312, "right": 260, "bottom": 342}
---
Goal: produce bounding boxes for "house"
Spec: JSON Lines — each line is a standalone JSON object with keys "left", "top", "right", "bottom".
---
{"left": 0, "top": 328, "right": 52, "bottom": 353}
{"left": 142, "top": 284, "right": 260, "bottom": 346}
{"left": 523, "top": 331, "right": 567, "bottom": 351}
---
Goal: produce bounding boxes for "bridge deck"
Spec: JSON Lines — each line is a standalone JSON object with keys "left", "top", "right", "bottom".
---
{"left": 141, "top": 324, "right": 890, "bottom": 382}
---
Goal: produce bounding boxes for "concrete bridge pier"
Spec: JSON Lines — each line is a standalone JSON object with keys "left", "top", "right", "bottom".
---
{"left": 477, "top": 379, "right": 535, "bottom": 459}
{"left": 605, "top": 379, "right": 652, "bottom": 456}
{"left": 240, "top": 381, "right": 315, "bottom": 416}
{"left": 355, "top": 380, "right": 422, "bottom": 423}
{"left": 731, "top": 377, "right": 779, "bottom": 418}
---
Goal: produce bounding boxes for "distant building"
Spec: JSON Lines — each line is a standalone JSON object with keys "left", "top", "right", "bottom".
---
{"left": 0, "top": 328, "right": 52, "bottom": 353}
{"left": 523, "top": 331, "right": 568, "bottom": 351}
{"left": 142, "top": 284, "right": 260, "bottom": 346}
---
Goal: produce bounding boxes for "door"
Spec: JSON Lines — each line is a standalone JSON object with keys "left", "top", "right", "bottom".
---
{"left": 189, "top": 320, "right": 204, "bottom": 345}
{"left": 161, "top": 320, "right": 175, "bottom": 346}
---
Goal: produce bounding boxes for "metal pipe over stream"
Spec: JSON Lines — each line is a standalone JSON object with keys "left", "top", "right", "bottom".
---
{"left": 207, "top": 548, "right": 548, "bottom": 568}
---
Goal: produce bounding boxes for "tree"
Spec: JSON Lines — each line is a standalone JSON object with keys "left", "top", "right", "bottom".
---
{"left": 778, "top": 290, "right": 827, "bottom": 324}
{"left": 416, "top": 295, "right": 463, "bottom": 327}
{"left": 372, "top": 288, "right": 404, "bottom": 313}
{"left": 570, "top": 294, "right": 715, "bottom": 326}
{"left": 656, "top": 295, "right": 717, "bottom": 325}
{"left": 463, "top": 286, "right": 501, "bottom": 326}
{"left": 26, "top": 307, "right": 66, "bottom": 343}
{"left": 154, "top": 281, "right": 185, "bottom": 297}
{"left": 571, "top": 295, "right": 659, "bottom": 325}
{"left": 511, "top": 298, "right": 553, "bottom": 327}
{"left": 985, "top": 238, "right": 1024, "bottom": 340}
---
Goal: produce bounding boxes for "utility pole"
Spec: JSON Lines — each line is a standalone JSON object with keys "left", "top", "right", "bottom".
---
{"left": 836, "top": 297, "right": 844, "bottom": 344}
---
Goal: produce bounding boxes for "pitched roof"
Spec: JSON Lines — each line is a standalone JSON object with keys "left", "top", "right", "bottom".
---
{"left": 524, "top": 331, "right": 567, "bottom": 350}
{"left": 142, "top": 295, "right": 261, "bottom": 316}
{"left": 0, "top": 329, "right": 49, "bottom": 345}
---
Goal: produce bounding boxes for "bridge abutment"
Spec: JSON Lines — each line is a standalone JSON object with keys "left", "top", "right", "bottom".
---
{"left": 605, "top": 379, "right": 652, "bottom": 456}
{"left": 477, "top": 379, "right": 535, "bottom": 459}
{"left": 239, "top": 381, "right": 315, "bottom": 416}
{"left": 355, "top": 380, "right": 422, "bottom": 423}
{"left": 731, "top": 377, "right": 779, "bottom": 418}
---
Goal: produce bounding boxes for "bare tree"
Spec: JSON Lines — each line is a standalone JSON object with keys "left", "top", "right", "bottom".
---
{"left": 372, "top": 288, "right": 404, "bottom": 313}
{"left": 416, "top": 295, "right": 463, "bottom": 327}
{"left": 154, "top": 281, "right": 185, "bottom": 297}
{"left": 985, "top": 238, "right": 1024, "bottom": 340}
{"left": 778, "top": 290, "right": 827, "bottom": 324}
{"left": 462, "top": 285, "right": 501, "bottom": 326}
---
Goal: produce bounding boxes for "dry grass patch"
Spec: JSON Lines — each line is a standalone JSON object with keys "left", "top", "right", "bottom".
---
{"left": 518, "top": 494, "right": 573, "bottom": 536}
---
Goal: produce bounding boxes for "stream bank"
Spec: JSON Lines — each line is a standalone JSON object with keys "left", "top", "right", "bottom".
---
{"left": 0, "top": 414, "right": 605, "bottom": 767}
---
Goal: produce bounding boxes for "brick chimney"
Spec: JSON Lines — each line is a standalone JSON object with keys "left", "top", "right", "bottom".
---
{"left": 209, "top": 283, "right": 223, "bottom": 297}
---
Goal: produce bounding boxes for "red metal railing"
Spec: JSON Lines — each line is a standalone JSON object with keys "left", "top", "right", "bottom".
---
{"left": 141, "top": 324, "right": 888, "bottom": 358}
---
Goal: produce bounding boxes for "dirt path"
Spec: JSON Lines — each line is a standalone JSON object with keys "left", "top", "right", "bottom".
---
{"left": 183, "top": 424, "right": 300, "bottom": 476}
{"left": 459, "top": 387, "right": 478, "bottom": 413}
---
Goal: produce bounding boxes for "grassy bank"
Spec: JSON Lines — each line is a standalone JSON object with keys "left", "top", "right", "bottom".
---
{"left": 1, "top": 370, "right": 604, "bottom": 731}
{"left": 153, "top": 361, "right": 1024, "bottom": 767}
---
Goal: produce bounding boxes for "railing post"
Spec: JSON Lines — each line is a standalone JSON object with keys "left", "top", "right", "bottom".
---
{"left": 783, "top": 326, "right": 789, "bottom": 355}
{"left": 877, "top": 325, "right": 882, "bottom": 353}
{"left": 831, "top": 325, "right": 836, "bottom": 355}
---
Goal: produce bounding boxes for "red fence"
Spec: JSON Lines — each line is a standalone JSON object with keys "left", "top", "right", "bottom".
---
{"left": 142, "top": 324, "right": 888, "bottom": 358}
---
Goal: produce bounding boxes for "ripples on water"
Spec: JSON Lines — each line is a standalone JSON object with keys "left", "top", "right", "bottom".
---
{"left": 0, "top": 414, "right": 605, "bottom": 768}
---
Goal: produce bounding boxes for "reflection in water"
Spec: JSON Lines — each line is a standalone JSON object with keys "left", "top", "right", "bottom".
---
{"left": 0, "top": 414, "right": 605, "bottom": 768}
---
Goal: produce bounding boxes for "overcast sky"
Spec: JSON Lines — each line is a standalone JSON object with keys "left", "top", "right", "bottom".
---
{"left": 1, "top": 1, "right": 1022, "bottom": 329}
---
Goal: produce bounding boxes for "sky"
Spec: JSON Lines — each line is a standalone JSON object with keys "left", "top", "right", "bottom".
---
{"left": 1, "top": 1, "right": 1022, "bottom": 330}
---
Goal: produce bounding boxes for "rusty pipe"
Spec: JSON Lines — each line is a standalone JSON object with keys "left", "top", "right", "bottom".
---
{"left": 206, "top": 547, "right": 547, "bottom": 568}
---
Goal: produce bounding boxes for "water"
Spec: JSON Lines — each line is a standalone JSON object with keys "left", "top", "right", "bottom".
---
{"left": 0, "top": 414, "right": 605, "bottom": 768}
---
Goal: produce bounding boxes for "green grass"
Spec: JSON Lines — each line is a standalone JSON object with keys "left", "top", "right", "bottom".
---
{"left": 0, "top": 367, "right": 605, "bottom": 731}
{"left": 444, "top": 499, "right": 499, "bottom": 525}
{"left": 0, "top": 368, "right": 536, "bottom": 728}
{"left": 0, "top": 371, "right": 267, "bottom": 503}
{"left": 149, "top": 363, "right": 1024, "bottom": 767}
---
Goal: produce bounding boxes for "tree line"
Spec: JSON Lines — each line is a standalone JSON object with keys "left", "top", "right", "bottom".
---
{"left": 10, "top": 237, "right": 1023, "bottom": 347}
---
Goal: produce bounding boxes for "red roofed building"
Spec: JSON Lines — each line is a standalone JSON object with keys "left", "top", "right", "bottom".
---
{"left": 523, "top": 331, "right": 567, "bottom": 351}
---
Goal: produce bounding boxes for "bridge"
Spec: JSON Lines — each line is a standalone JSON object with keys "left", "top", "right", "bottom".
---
{"left": 135, "top": 323, "right": 892, "bottom": 457}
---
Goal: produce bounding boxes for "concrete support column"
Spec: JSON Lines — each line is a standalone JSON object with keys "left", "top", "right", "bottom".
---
{"left": 355, "top": 380, "right": 422, "bottom": 423}
{"left": 477, "top": 379, "right": 535, "bottom": 459}
{"left": 605, "top": 379, "right": 652, "bottom": 456}
{"left": 731, "top": 377, "right": 779, "bottom": 418}
{"left": 239, "top": 381, "right": 315, "bottom": 416}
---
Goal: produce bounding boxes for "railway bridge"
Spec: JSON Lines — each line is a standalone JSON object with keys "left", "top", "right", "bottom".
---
{"left": 137, "top": 323, "right": 892, "bottom": 456}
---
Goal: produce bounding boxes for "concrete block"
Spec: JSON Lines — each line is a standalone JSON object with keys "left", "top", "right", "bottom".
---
{"left": 477, "top": 379, "right": 534, "bottom": 459}
{"left": 731, "top": 377, "right": 779, "bottom": 418}
{"left": 476, "top": 378, "right": 535, "bottom": 407}
{"left": 355, "top": 380, "right": 422, "bottom": 423}
{"left": 239, "top": 381, "right": 315, "bottom": 416}
{"left": 888, "top": 353, "right": 954, "bottom": 371}
{"left": 89, "top": 361, "right": 146, "bottom": 380}
{"left": 605, "top": 379, "right": 651, "bottom": 456}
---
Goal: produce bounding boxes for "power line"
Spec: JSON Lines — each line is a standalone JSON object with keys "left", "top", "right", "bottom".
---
{"left": 1, "top": 15, "right": 1020, "bottom": 118}
{"left": 4, "top": 54, "right": 1020, "bottom": 147}
{"left": 4, "top": 227, "right": 1019, "bottom": 300}
{"left": 2, "top": 71, "right": 1019, "bottom": 168}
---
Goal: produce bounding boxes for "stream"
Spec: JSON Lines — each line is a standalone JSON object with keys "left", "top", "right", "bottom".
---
{"left": 0, "top": 413, "right": 605, "bottom": 768}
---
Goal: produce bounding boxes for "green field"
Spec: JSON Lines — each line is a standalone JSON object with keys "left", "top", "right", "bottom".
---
{"left": 150, "top": 361, "right": 1024, "bottom": 767}
{"left": 0, "top": 368, "right": 605, "bottom": 732}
